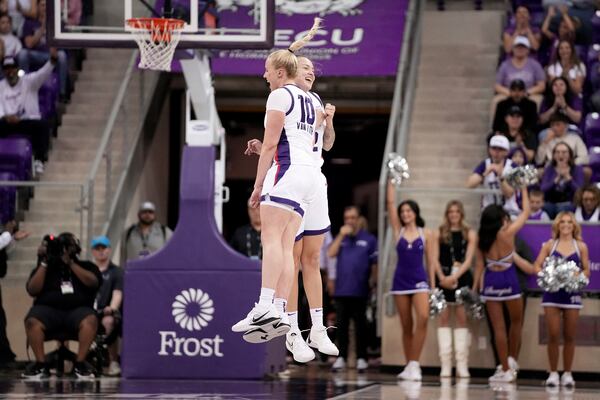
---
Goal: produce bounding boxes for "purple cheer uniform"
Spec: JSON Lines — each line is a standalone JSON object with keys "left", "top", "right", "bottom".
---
{"left": 541, "top": 240, "right": 583, "bottom": 309}
{"left": 481, "top": 252, "right": 522, "bottom": 301}
{"left": 390, "top": 228, "right": 430, "bottom": 295}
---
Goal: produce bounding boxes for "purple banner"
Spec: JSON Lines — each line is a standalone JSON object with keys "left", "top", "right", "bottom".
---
{"left": 212, "top": 0, "right": 409, "bottom": 76}
{"left": 518, "top": 224, "right": 600, "bottom": 292}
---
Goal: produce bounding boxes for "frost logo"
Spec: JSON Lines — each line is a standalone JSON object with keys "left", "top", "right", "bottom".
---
{"left": 159, "top": 288, "right": 224, "bottom": 357}
{"left": 172, "top": 288, "right": 214, "bottom": 332}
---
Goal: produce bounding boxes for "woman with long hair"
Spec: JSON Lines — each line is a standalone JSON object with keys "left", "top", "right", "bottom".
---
{"left": 231, "top": 18, "right": 324, "bottom": 342}
{"left": 387, "top": 182, "right": 435, "bottom": 381}
{"left": 472, "top": 188, "right": 535, "bottom": 382}
{"left": 533, "top": 212, "right": 590, "bottom": 388}
{"left": 430, "top": 200, "right": 477, "bottom": 378}
{"left": 538, "top": 76, "right": 582, "bottom": 127}
{"left": 547, "top": 40, "right": 586, "bottom": 95}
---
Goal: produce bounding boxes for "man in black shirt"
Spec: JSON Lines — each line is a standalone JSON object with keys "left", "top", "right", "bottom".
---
{"left": 23, "top": 233, "right": 102, "bottom": 380}
{"left": 230, "top": 199, "right": 262, "bottom": 260}
{"left": 492, "top": 79, "right": 538, "bottom": 134}
{"left": 90, "top": 235, "right": 123, "bottom": 377}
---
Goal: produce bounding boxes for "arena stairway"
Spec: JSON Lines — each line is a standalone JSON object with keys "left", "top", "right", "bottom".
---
{"left": 403, "top": 6, "right": 504, "bottom": 228}
{"left": 4, "top": 48, "right": 141, "bottom": 360}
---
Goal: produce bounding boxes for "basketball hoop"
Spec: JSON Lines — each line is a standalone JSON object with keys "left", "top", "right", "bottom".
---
{"left": 126, "top": 17, "right": 185, "bottom": 71}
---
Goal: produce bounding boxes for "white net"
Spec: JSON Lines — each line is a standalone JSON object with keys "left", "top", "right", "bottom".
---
{"left": 127, "top": 18, "right": 185, "bottom": 72}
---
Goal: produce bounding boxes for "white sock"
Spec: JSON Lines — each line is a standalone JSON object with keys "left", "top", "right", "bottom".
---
{"left": 310, "top": 307, "right": 324, "bottom": 329}
{"left": 287, "top": 311, "right": 299, "bottom": 330}
{"left": 258, "top": 288, "right": 275, "bottom": 307}
{"left": 274, "top": 298, "right": 287, "bottom": 314}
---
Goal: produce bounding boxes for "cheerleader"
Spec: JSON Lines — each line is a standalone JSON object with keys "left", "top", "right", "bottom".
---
{"left": 533, "top": 212, "right": 590, "bottom": 387}
{"left": 431, "top": 200, "right": 476, "bottom": 378}
{"left": 387, "top": 182, "right": 435, "bottom": 381}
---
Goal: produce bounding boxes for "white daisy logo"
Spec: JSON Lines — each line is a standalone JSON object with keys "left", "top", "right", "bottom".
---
{"left": 172, "top": 288, "right": 215, "bottom": 332}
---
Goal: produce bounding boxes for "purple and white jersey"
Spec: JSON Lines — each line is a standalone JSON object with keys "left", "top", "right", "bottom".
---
{"left": 542, "top": 240, "right": 584, "bottom": 309}
{"left": 307, "top": 91, "right": 326, "bottom": 168}
{"left": 265, "top": 84, "right": 319, "bottom": 168}
{"left": 473, "top": 158, "right": 519, "bottom": 215}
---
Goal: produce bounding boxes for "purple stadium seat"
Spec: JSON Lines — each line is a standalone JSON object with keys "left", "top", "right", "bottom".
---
{"left": 0, "top": 172, "right": 17, "bottom": 224}
{"left": 39, "top": 72, "right": 59, "bottom": 120}
{"left": 0, "top": 138, "right": 33, "bottom": 181}
{"left": 589, "top": 146, "right": 600, "bottom": 182}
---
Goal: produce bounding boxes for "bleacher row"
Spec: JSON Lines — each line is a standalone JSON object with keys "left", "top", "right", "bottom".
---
{"left": 501, "top": 1, "right": 600, "bottom": 183}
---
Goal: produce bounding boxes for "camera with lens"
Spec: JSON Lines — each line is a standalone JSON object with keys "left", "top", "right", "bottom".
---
{"left": 41, "top": 233, "right": 82, "bottom": 268}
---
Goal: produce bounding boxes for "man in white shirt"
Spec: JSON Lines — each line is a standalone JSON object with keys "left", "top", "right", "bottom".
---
{"left": 0, "top": 52, "right": 57, "bottom": 173}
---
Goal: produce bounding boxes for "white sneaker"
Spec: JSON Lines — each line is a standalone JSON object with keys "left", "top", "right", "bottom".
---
{"left": 285, "top": 329, "right": 315, "bottom": 363}
{"left": 34, "top": 160, "right": 44, "bottom": 175}
{"left": 107, "top": 361, "right": 121, "bottom": 377}
{"left": 331, "top": 357, "right": 346, "bottom": 371}
{"left": 243, "top": 312, "right": 290, "bottom": 344}
{"left": 508, "top": 356, "right": 519, "bottom": 372}
{"left": 231, "top": 303, "right": 280, "bottom": 333}
{"left": 489, "top": 368, "right": 516, "bottom": 383}
{"left": 356, "top": 358, "right": 368, "bottom": 372}
{"left": 307, "top": 326, "right": 339, "bottom": 356}
{"left": 398, "top": 362, "right": 421, "bottom": 381}
{"left": 545, "top": 371, "right": 559, "bottom": 387}
{"left": 561, "top": 372, "right": 575, "bottom": 387}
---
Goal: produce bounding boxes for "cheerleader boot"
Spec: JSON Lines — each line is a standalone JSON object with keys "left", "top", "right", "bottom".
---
{"left": 454, "top": 328, "right": 471, "bottom": 378}
{"left": 437, "top": 327, "right": 453, "bottom": 377}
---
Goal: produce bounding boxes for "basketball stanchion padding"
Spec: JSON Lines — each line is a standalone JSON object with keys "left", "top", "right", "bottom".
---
{"left": 126, "top": 17, "right": 185, "bottom": 71}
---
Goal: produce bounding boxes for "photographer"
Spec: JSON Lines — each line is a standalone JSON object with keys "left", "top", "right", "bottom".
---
{"left": 0, "top": 220, "right": 29, "bottom": 367}
{"left": 22, "top": 233, "right": 102, "bottom": 380}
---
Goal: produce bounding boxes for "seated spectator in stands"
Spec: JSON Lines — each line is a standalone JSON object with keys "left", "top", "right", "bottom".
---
{"left": 509, "top": 146, "right": 529, "bottom": 168}
{"left": 540, "top": 142, "right": 584, "bottom": 218}
{"left": 503, "top": 5, "right": 541, "bottom": 54}
{"left": 121, "top": 201, "right": 173, "bottom": 265}
{"left": 538, "top": 77, "right": 582, "bottom": 128}
{"left": 536, "top": 112, "right": 588, "bottom": 167}
{"left": 6, "top": 0, "right": 37, "bottom": 37}
{"left": 546, "top": 40, "right": 586, "bottom": 95}
{"left": 466, "top": 135, "right": 520, "bottom": 217}
{"left": 574, "top": 185, "right": 600, "bottom": 222}
{"left": 541, "top": 5, "right": 577, "bottom": 50}
{"left": 229, "top": 198, "right": 262, "bottom": 260}
{"left": 23, "top": 233, "right": 101, "bottom": 379}
{"left": 528, "top": 189, "right": 551, "bottom": 221}
{"left": 498, "top": 105, "right": 537, "bottom": 162}
{"left": 90, "top": 236, "right": 122, "bottom": 377}
{"left": 18, "top": 0, "right": 68, "bottom": 101}
{"left": 494, "top": 36, "right": 546, "bottom": 110}
{"left": 0, "top": 14, "right": 21, "bottom": 58}
{"left": 492, "top": 79, "right": 538, "bottom": 134}
{"left": 0, "top": 54, "right": 56, "bottom": 174}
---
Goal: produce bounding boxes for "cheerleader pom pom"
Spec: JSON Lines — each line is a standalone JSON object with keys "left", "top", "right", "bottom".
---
{"left": 502, "top": 165, "right": 538, "bottom": 189}
{"left": 387, "top": 153, "right": 410, "bottom": 188}
{"left": 429, "top": 288, "right": 447, "bottom": 318}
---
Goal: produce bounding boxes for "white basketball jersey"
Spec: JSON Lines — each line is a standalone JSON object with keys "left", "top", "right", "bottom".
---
{"left": 265, "top": 84, "right": 320, "bottom": 167}
{"left": 307, "top": 91, "right": 326, "bottom": 168}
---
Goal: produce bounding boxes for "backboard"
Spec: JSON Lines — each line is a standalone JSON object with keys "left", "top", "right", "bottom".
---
{"left": 48, "top": 0, "right": 274, "bottom": 49}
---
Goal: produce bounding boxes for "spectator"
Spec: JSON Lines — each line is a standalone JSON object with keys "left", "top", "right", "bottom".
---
{"left": 540, "top": 142, "right": 584, "bottom": 217}
{"left": 529, "top": 189, "right": 551, "bottom": 221}
{"left": 0, "top": 55, "right": 55, "bottom": 174}
{"left": 497, "top": 105, "right": 537, "bottom": 162}
{"left": 0, "top": 220, "right": 28, "bottom": 367}
{"left": 538, "top": 77, "right": 582, "bottom": 128}
{"left": 7, "top": 0, "right": 37, "bottom": 37}
{"left": 18, "top": 0, "right": 68, "bottom": 101}
{"left": 0, "top": 14, "right": 21, "bottom": 58}
{"left": 494, "top": 36, "right": 546, "bottom": 110}
{"left": 547, "top": 40, "right": 586, "bottom": 95}
{"left": 229, "top": 199, "right": 262, "bottom": 260}
{"left": 466, "top": 135, "right": 520, "bottom": 217}
{"left": 541, "top": 6, "right": 577, "bottom": 52}
{"left": 508, "top": 146, "right": 529, "bottom": 167}
{"left": 536, "top": 112, "right": 588, "bottom": 167}
{"left": 90, "top": 235, "right": 122, "bottom": 377}
{"left": 23, "top": 233, "right": 101, "bottom": 379}
{"left": 492, "top": 79, "right": 538, "bottom": 134}
{"left": 327, "top": 206, "right": 377, "bottom": 372}
{"left": 574, "top": 185, "right": 600, "bottom": 222}
{"left": 121, "top": 201, "right": 173, "bottom": 265}
{"left": 502, "top": 5, "right": 542, "bottom": 54}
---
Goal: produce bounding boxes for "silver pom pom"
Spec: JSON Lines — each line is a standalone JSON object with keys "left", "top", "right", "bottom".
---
{"left": 429, "top": 288, "right": 447, "bottom": 318}
{"left": 455, "top": 286, "right": 484, "bottom": 320}
{"left": 537, "top": 256, "right": 589, "bottom": 293}
{"left": 502, "top": 165, "right": 539, "bottom": 189}
{"left": 387, "top": 153, "right": 410, "bottom": 187}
